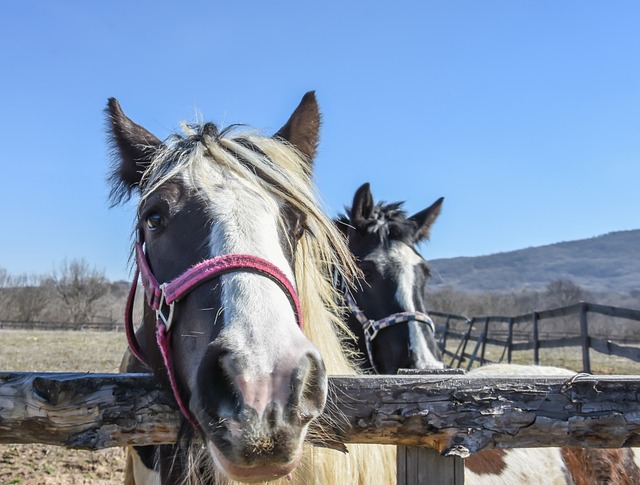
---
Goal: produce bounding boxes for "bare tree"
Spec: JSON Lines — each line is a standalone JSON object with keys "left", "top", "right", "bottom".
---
{"left": 545, "top": 279, "right": 592, "bottom": 308}
{"left": 0, "top": 267, "right": 9, "bottom": 288}
{"left": 0, "top": 269, "right": 51, "bottom": 321}
{"left": 5, "top": 274, "right": 51, "bottom": 322}
{"left": 48, "top": 259, "right": 109, "bottom": 323}
{"left": 0, "top": 267, "right": 10, "bottom": 319}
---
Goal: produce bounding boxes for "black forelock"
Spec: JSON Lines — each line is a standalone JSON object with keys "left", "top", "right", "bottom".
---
{"left": 340, "top": 201, "right": 417, "bottom": 246}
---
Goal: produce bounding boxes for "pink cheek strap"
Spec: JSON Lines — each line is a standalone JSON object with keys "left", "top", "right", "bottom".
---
{"left": 125, "top": 241, "right": 303, "bottom": 430}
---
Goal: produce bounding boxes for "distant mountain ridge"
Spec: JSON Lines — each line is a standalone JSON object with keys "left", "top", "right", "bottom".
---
{"left": 427, "top": 229, "right": 640, "bottom": 292}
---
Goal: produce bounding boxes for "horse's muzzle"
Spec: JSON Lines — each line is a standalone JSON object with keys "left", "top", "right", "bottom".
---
{"left": 194, "top": 344, "right": 327, "bottom": 480}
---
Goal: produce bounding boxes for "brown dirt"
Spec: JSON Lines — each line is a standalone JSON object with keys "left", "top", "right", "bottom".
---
{"left": 1, "top": 329, "right": 637, "bottom": 483}
{"left": 0, "top": 330, "right": 127, "bottom": 484}
{"left": 0, "top": 445, "right": 125, "bottom": 485}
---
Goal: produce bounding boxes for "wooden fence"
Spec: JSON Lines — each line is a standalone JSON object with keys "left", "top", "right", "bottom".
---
{"left": 433, "top": 301, "right": 640, "bottom": 372}
{"left": 1, "top": 371, "right": 640, "bottom": 484}
{"left": 0, "top": 319, "right": 124, "bottom": 331}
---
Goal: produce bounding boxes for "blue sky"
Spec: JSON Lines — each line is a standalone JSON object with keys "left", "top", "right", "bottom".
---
{"left": 1, "top": 1, "right": 639, "bottom": 282}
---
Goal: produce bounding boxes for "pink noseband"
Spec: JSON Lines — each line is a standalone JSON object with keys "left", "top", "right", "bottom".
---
{"left": 125, "top": 231, "right": 303, "bottom": 429}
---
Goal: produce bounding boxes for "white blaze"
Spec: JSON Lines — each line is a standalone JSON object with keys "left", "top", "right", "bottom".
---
{"left": 389, "top": 242, "right": 444, "bottom": 370}
{"left": 183, "top": 163, "right": 303, "bottom": 416}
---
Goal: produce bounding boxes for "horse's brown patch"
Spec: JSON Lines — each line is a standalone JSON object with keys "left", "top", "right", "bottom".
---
{"left": 561, "top": 448, "right": 640, "bottom": 485}
{"left": 465, "top": 449, "right": 507, "bottom": 475}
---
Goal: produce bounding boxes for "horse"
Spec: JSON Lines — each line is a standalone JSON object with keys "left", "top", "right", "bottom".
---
{"left": 107, "top": 92, "right": 395, "bottom": 484}
{"left": 336, "top": 182, "right": 445, "bottom": 374}
{"left": 336, "top": 185, "right": 640, "bottom": 483}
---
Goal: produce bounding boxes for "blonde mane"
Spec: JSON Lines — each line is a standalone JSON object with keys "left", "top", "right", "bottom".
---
{"left": 134, "top": 124, "right": 396, "bottom": 484}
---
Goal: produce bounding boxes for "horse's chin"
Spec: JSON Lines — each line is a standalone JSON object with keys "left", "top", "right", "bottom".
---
{"left": 207, "top": 440, "right": 302, "bottom": 483}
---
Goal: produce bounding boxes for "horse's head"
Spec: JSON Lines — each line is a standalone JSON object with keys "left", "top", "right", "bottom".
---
{"left": 107, "top": 93, "right": 338, "bottom": 482}
{"left": 338, "top": 183, "right": 445, "bottom": 374}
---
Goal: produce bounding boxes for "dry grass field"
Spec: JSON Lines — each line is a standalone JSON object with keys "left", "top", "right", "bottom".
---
{"left": 1, "top": 328, "right": 638, "bottom": 484}
{"left": 0, "top": 330, "right": 126, "bottom": 484}
{"left": 445, "top": 338, "right": 640, "bottom": 374}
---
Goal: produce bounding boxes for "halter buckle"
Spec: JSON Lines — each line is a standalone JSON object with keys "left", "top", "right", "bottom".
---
{"left": 156, "top": 284, "right": 176, "bottom": 331}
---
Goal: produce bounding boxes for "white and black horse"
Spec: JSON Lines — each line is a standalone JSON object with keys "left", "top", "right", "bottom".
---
{"left": 337, "top": 183, "right": 640, "bottom": 483}
{"left": 337, "top": 182, "right": 444, "bottom": 374}
{"left": 107, "top": 94, "right": 395, "bottom": 484}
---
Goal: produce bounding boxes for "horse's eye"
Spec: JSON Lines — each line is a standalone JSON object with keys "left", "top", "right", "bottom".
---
{"left": 146, "top": 213, "right": 163, "bottom": 231}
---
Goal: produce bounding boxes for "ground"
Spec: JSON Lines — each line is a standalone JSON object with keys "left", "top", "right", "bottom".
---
{"left": 0, "top": 328, "right": 637, "bottom": 484}
{"left": 0, "top": 330, "right": 126, "bottom": 485}
{"left": 0, "top": 444, "right": 124, "bottom": 485}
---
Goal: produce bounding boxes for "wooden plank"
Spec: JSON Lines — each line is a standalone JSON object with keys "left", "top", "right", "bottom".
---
{"left": 327, "top": 374, "right": 640, "bottom": 452}
{"left": 586, "top": 303, "right": 640, "bottom": 321}
{"left": 480, "top": 317, "right": 490, "bottom": 366}
{"left": 535, "top": 303, "right": 583, "bottom": 320}
{"left": 0, "top": 372, "right": 179, "bottom": 449}
{"left": 580, "top": 302, "right": 591, "bottom": 373}
{"left": 506, "top": 318, "right": 514, "bottom": 363}
{"left": 397, "top": 445, "right": 464, "bottom": 485}
{"left": 2, "top": 372, "right": 640, "bottom": 452}
{"left": 590, "top": 338, "right": 640, "bottom": 363}
{"left": 532, "top": 312, "right": 540, "bottom": 365}
{"left": 511, "top": 336, "right": 583, "bottom": 352}
{"left": 440, "top": 315, "right": 451, "bottom": 352}
{"left": 0, "top": 320, "right": 125, "bottom": 331}
{"left": 429, "top": 312, "right": 470, "bottom": 322}
{"left": 430, "top": 302, "right": 640, "bottom": 330}
{"left": 441, "top": 349, "right": 496, "bottom": 365}
{"left": 466, "top": 330, "right": 485, "bottom": 370}
{"left": 455, "top": 318, "right": 475, "bottom": 369}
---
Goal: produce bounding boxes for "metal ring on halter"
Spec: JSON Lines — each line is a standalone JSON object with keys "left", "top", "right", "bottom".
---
{"left": 156, "top": 284, "right": 176, "bottom": 330}
{"left": 340, "top": 281, "right": 436, "bottom": 373}
{"left": 125, "top": 241, "right": 303, "bottom": 430}
{"left": 362, "top": 319, "right": 379, "bottom": 340}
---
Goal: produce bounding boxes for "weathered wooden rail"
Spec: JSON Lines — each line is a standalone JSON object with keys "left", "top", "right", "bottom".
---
{"left": 2, "top": 372, "right": 639, "bottom": 452}
{"left": 0, "top": 320, "right": 124, "bottom": 331}
{"left": 433, "top": 302, "right": 640, "bottom": 372}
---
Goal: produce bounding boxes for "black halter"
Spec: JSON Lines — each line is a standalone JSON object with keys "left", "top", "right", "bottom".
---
{"left": 336, "top": 273, "right": 435, "bottom": 373}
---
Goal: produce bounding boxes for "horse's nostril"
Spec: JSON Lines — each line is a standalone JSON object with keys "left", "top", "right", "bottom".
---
{"left": 197, "top": 343, "right": 328, "bottom": 435}
{"left": 294, "top": 351, "right": 327, "bottom": 423}
{"left": 198, "top": 348, "right": 243, "bottom": 421}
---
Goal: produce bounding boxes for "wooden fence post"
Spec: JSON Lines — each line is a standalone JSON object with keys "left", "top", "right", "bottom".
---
{"left": 480, "top": 317, "right": 490, "bottom": 365}
{"left": 466, "top": 318, "right": 489, "bottom": 370}
{"left": 507, "top": 317, "right": 514, "bottom": 363}
{"left": 397, "top": 445, "right": 464, "bottom": 485}
{"left": 580, "top": 301, "right": 591, "bottom": 373}
{"left": 532, "top": 311, "right": 540, "bottom": 365}
{"left": 455, "top": 318, "right": 475, "bottom": 368}
{"left": 440, "top": 315, "right": 451, "bottom": 352}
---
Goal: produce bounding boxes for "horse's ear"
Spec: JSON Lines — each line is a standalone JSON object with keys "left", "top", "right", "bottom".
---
{"left": 409, "top": 197, "right": 444, "bottom": 243}
{"left": 274, "top": 91, "right": 321, "bottom": 165}
{"left": 106, "top": 98, "right": 162, "bottom": 203}
{"left": 349, "top": 183, "right": 375, "bottom": 229}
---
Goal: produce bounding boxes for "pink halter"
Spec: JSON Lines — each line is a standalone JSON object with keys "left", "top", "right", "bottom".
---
{"left": 125, "top": 230, "right": 303, "bottom": 429}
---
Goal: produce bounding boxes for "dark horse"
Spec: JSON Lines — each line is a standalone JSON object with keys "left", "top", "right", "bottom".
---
{"left": 336, "top": 185, "right": 640, "bottom": 483}
{"left": 337, "top": 183, "right": 444, "bottom": 374}
{"left": 107, "top": 93, "right": 395, "bottom": 484}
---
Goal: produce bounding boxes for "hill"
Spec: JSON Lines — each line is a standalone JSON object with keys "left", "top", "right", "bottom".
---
{"left": 428, "top": 229, "right": 640, "bottom": 292}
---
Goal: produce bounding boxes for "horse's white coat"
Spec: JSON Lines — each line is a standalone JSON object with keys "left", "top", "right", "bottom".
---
{"left": 466, "top": 448, "right": 570, "bottom": 485}
{"left": 182, "top": 161, "right": 310, "bottom": 419}
{"left": 466, "top": 363, "right": 640, "bottom": 484}
{"left": 389, "top": 242, "right": 444, "bottom": 370}
{"left": 117, "top": 103, "right": 397, "bottom": 484}
{"left": 130, "top": 448, "right": 161, "bottom": 485}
